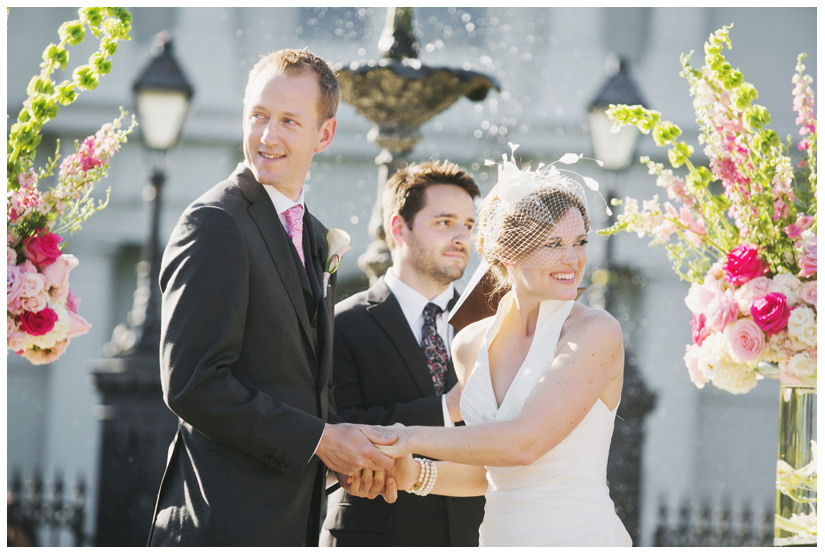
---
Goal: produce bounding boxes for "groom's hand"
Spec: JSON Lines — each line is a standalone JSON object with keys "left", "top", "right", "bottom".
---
{"left": 339, "top": 469, "right": 397, "bottom": 503}
{"left": 316, "top": 423, "right": 396, "bottom": 475}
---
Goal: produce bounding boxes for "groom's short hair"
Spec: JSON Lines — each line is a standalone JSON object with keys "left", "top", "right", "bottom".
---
{"left": 383, "top": 160, "right": 480, "bottom": 250}
{"left": 245, "top": 48, "right": 340, "bottom": 122}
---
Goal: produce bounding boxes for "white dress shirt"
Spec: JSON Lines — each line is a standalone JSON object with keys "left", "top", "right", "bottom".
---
{"left": 384, "top": 267, "right": 456, "bottom": 427}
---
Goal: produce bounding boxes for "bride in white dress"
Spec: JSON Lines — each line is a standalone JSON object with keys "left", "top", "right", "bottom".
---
{"left": 348, "top": 151, "right": 632, "bottom": 547}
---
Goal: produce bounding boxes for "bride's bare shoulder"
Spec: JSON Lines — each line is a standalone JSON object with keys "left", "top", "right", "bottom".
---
{"left": 566, "top": 303, "right": 623, "bottom": 345}
{"left": 451, "top": 316, "right": 493, "bottom": 384}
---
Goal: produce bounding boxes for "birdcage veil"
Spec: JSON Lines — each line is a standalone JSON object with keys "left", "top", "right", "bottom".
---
{"left": 474, "top": 144, "right": 603, "bottom": 271}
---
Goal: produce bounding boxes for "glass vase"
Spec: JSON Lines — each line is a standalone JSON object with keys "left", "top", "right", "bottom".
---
{"left": 773, "top": 372, "right": 817, "bottom": 546}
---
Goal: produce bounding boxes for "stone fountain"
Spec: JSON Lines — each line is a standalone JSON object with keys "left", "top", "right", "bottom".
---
{"left": 335, "top": 7, "right": 500, "bottom": 282}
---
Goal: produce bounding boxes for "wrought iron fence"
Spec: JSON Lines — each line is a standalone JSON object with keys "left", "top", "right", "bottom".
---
{"left": 7, "top": 467, "right": 88, "bottom": 547}
{"left": 653, "top": 495, "right": 774, "bottom": 547}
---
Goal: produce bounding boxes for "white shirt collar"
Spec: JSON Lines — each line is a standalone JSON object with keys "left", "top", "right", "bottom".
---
{"left": 384, "top": 267, "right": 455, "bottom": 325}
{"left": 262, "top": 184, "right": 305, "bottom": 230}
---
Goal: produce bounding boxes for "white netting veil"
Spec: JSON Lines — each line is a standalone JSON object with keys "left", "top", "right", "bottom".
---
{"left": 474, "top": 145, "right": 603, "bottom": 277}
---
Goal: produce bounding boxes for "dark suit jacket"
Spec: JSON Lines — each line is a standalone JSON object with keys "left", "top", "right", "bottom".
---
{"left": 148, "top": 164, "right": 339, "bottom": 546}
{"left": 320, "top": 277, "right": 485, "bottom": 547}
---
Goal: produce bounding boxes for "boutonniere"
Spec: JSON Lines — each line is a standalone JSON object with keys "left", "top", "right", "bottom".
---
{"left": 323, "top": 229, "right": 352, "bottom": 297}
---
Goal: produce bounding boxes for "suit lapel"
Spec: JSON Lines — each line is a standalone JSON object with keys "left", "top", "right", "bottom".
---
{"left": 304, "top": 209, "right": 325, "bottom": 303}
{"left": 236, "top": 166, "right": 315, "bottom": 351}
{"left": 366, "top": 278, "right": 435, "bottom": 397}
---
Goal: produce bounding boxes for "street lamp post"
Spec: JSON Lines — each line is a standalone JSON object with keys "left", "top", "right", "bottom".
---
{"left": 587, "top": 52, "right": 655, "bottom": 545}
{"left": 88, "top": 32, "right": 193, "bottom": 546}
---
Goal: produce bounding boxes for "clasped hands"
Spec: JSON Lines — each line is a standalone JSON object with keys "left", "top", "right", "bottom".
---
{"left": 333, "top": 424, "right": 415, "bottom": 504}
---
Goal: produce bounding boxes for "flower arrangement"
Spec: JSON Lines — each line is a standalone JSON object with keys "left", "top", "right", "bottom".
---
{"left": 7, "top": 8, "right": 135, "bottom": 365}
{"left": 600, "top": 25, "right": 816, "bottom": 395}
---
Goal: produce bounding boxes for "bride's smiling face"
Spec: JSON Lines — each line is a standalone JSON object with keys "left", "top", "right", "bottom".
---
{"left": 510, "top": 208, "right": 588, "bottom": 301}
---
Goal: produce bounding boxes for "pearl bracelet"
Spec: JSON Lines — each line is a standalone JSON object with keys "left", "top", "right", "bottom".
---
{"left": 406, "top": 457, "right": 437, "bottom": 496}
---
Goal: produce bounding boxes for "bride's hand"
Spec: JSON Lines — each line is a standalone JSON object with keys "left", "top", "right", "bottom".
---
{"left": 374, "top": 424, "right": 410, "bottom": 458}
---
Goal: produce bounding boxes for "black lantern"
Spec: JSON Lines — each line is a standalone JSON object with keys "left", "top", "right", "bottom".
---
{"left": 133, "top": 32, "right": 193, "bottom": 152}
{"left": 588, "top": 53, "right": 645, "bottom": 171}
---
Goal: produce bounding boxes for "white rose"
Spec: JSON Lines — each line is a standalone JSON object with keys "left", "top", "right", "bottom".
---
{"left": 787, "top": 351, "right": 817, "bottom": 377}
{"left": 787, "top": 307, "right": 817, "bottom": 349}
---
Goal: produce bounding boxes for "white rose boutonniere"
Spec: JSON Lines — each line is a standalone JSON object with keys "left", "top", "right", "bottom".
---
{"left": 323, "top": 229, "right": 352, "bottom": 297}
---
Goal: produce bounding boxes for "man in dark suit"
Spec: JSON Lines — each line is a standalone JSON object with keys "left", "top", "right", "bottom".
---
{"left": 320, "top": 161, "right": 486, "bottom": 546}
{"left": 148, "top": 49, "right": 394, "bottom": 547}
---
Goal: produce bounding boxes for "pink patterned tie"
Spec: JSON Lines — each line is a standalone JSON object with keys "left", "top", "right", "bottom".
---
{"left": 284, "top": 204, "right": 305, "bottom": 267}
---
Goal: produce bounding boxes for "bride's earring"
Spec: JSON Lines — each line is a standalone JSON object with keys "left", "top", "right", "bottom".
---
{"left": 507, "top": 265, "right": 514, "bottom": 285}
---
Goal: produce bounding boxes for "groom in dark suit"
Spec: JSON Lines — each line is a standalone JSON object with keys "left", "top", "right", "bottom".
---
{"left": 320, "top": 161, "right": 486, "bottom": 546}
{"left": 148, "top": 49, "right": 395, "bottom": 547}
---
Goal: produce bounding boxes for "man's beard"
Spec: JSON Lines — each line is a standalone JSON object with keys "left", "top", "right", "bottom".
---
{"left": 408, "top": 238, "right": 467, "bottom": 286}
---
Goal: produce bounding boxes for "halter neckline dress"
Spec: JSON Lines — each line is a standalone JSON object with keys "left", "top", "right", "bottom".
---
{"left": 459, "top": 294, "right": 632, "bottom": 546}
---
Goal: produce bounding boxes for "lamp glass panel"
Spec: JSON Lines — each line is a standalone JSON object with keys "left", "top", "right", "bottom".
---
{"left": 588, "top": 108, "right": 639, "bottom": 171}
{"left": 136, "top": 90, "right": 189, "bottom": 150}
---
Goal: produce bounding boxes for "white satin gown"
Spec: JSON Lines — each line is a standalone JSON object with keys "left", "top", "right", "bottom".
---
{"left": 459, "top": 294, "right": 632, "bottom": 547}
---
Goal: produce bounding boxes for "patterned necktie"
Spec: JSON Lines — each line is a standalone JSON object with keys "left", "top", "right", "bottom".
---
{"left": 421, "top": 302, "right": 448, "bottom": 395}
{"left": 284, "top": 204, "right": 305, "bottom": 267}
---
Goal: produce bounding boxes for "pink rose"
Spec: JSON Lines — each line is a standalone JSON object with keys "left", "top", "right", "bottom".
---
{"left": 7, "top": 247, "right": 18, "bottom": 265}
{"left": 751, "top": 293, "right": 791, "bottom": 336}
{"left": 724, "top": 244, "right": 765, "bottom": 285}
{"left": 683, "top": 345, "right": 708, "bottom": 388}
{"left": 799, "top": 280, "right": 816, "bottom": 308}
{"left": 21, "top": 230, "right": 62, "bottom": 268}
{"left": 52, "top": 283, "right": 70, "bottom": 305}
{"left": 21, "top": 292, "right": 50, "bottom": 313}
{"left": 66, "top": 311, "right": 91, "bottom": 339}
{"left": 20, "top": 259, "right": 37, "bottom": 274}
{"left": 704, "top": 290, "right": 739, "bottom": 332}
{"left": 18, "top": 307, "right": 59, "bottom": 336}
{"left": 19, "top": 270, "right": 48, "bottom": 299}
{"left": 798, "top": 239, "right": 816, "bottom": 278}
{"left": 685, "top": 281, "right": 721, "bottom": 313}
{"left": 7, "top": 330, "right": 27, "bottom": 352}
{"left": 726, "top": 319, "right": 765, "bottom": 361}
{"left": 7, "top": 264, "right": 24, "bottom": 305}
{"left": 690, "top": 312, "right": 710, "bottom": 346}
{"left": 41, "top": 254, "right": 79, "bottom": 289}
